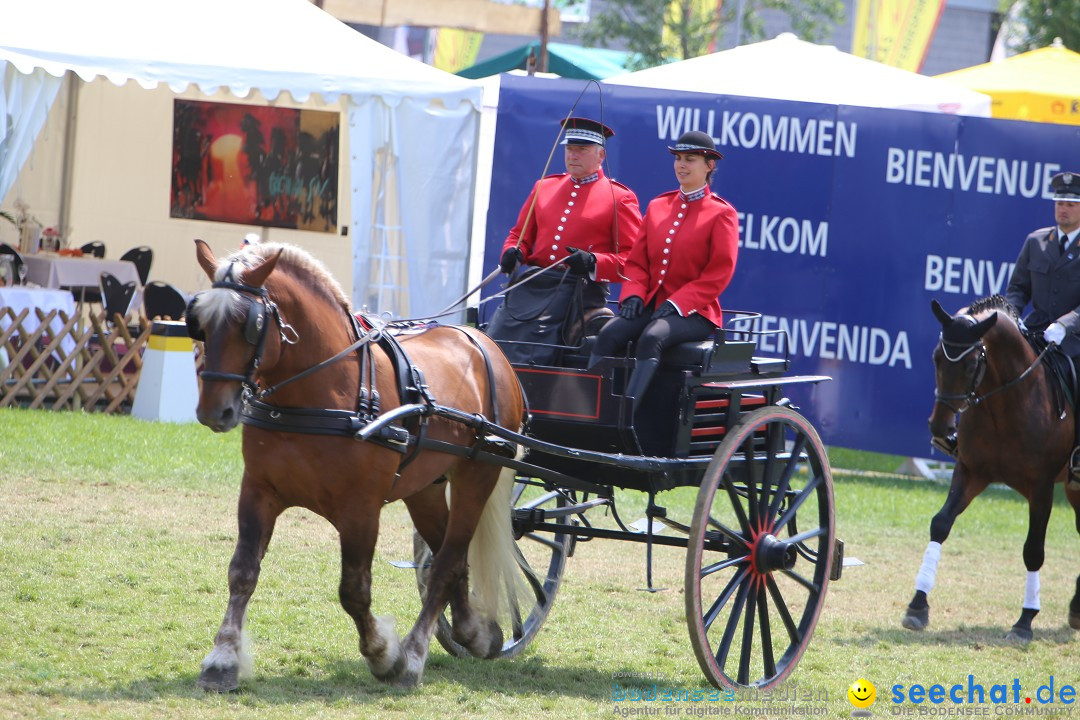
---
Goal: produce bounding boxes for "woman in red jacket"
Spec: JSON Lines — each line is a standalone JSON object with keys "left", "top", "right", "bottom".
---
{"left": 589, "top": 130, "right": 739, "bottom": 414}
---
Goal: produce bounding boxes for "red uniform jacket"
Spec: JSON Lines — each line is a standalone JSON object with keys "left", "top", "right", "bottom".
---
{"left": 502, "top": 170, "right": 642, "bottom": 283}
{"left": 620, "top": 189, "right": 738, "bottom": 327}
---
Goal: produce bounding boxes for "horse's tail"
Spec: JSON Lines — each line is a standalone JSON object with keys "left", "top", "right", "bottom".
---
{"left": 467, "top": 446, "right": 531, "bottom": 624}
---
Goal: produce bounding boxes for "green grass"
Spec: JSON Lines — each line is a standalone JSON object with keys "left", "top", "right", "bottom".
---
{"left": 1, "top": 408, "right": 1079, "bottom": 719}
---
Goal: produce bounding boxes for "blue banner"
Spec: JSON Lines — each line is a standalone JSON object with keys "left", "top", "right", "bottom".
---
{"left": 483, "top": 74, "right": 1080, "bottom": 457}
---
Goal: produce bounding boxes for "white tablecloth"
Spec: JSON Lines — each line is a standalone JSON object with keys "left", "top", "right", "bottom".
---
{"left": 0, "top": 286, "right": 77, "bottom": 357}
{"left": 22, "top": 254, "right": 141, "bottom": 292}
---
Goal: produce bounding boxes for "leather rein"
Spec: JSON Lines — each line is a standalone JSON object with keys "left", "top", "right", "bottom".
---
{"left": 933, "top": 334, "right": 1051, "bottom": 415}
{"left": 193, "top": 279, "right": 512, "bottom": 463}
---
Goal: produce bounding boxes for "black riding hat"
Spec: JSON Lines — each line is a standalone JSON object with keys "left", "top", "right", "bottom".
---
{"left": 1051, "top": 171, "right": 1080, "bottom": 202}
{"left": 668, "top": 130, "right": 723, "bottom": 160}
{"left": 560, "top": 117, "right": 614, "bottom": 146}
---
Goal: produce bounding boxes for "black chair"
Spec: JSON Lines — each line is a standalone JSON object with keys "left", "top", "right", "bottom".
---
{"left": 120, "top": 246, "right": 153, "bottom": 285}
{"left": 0, "top": 243, "right": 25, "bottom": 285}
{"left": 100, "top": 272, "right": 137, "bottom": 324}
{"left": 143, "top": 281, "right": 188, "bottom": 320}
{"left": 79, "top": 241, "right": 106, "bottom": 258}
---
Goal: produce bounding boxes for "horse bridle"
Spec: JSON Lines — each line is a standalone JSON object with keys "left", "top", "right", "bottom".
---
{"left": 187, "top": 279, "right": 299, "bottom": 392}
{"left": 933, "top": 333, "right": 1050, "bottom": 415}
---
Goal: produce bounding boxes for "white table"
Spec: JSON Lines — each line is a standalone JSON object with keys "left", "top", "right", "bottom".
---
{"left": 0, "top": 286, "right": 77, "bottom": 358}
{"left": 22, "top": 253, "right": 141, "bottom": 292}
{"left": 22, "top": 253, "right": 142, "bottom": 316}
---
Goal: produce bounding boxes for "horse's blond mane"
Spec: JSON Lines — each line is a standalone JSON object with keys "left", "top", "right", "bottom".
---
{"left": 195, "top": 242, "right": 351, "bottom": 332}
{"left": 226, "top": 243, "right": 351, "bottom": 310}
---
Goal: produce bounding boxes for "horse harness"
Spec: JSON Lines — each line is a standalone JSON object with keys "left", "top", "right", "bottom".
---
{"left": 188, "top": 278, "right": 515, "bottom": 468}
{"left": 934, "top": 331, "right": 1057, "bottom": 416}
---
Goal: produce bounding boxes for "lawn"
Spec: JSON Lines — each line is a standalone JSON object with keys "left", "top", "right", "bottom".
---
{"left": 1, "top": 408, "right": 1077, "bottom": 719}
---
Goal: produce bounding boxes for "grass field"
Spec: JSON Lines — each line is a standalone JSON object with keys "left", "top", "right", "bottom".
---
{"left": 1, "top": 408, "right": 1078, "bottom": 719}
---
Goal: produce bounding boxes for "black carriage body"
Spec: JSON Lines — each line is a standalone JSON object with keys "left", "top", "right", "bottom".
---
{"left": 508, "top": 336, "right": 798, "bottom": 493}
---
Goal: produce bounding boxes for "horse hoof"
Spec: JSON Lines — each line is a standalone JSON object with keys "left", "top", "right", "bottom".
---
{"left": 1005, "top": 626, "right": 1033, "bottom": 644}
{"left": 481, "top": 622, "right": 503, "bottom": 659}
{"left": 368, "top": 647, "right": 407, "bottom": 684}
{"left": 197, "top": 664, "right": 239, "bottom": 693}
{"left": 902, "top": 605, "right": 929, "bottom": 631}
{"left": 1068, "top": 612, "right": 1080, "bottom": 631}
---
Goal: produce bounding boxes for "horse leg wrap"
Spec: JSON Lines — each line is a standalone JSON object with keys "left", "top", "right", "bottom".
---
{"left": 1024, "top": 570, "right": 1040, "bottom": 611}
{"left": 914, "top": 541, "right": 942, "bottom": 594}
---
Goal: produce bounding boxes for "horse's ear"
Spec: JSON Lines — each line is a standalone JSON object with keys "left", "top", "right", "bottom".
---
{"left": 240, "top": 248, "right": 284, "bottom": 289}
{"left": 971, "top": 312, "right": 998, "bottom": 338}
{"left": 195, "top": 239, "right": 218, "bottom": 280}
{"left": 931, "top": 299, "right": 952, "bottom": 326}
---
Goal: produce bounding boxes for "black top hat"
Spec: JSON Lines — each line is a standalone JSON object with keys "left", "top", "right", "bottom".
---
{"left": 668, "top": 130, "right": 723, "bottom": 160}
{"left": 560, "top": 117, "right": 614, "bottom": 146}
{"left": 1051, "top": 171, "right": 1080, "bottom": 202}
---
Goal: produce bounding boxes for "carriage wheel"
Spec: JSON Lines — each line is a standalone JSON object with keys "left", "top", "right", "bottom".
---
{"left": 413, "top": 476, "right": 571, "bottom": 659}
{"left": 685, "top": 405, "right": 835, "bottom": 689}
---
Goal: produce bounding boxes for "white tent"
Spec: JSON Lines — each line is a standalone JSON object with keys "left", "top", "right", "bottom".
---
{"left": 0, "top": 0, "right": 482, "bottom": 317}
{"left": 605, "top": 33, "right": 992, "bottom": 117}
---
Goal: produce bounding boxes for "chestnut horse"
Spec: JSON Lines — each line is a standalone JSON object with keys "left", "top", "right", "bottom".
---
{"left": 187, "top": 240, "right": 526, "bottom": 689}
{"left": 903, "top": 295, "right": 1080, "bottom": 640}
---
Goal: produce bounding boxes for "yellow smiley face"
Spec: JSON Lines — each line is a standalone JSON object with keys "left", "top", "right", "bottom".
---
{"left": 848, "top": 678, "right": 876, "bottom": 708}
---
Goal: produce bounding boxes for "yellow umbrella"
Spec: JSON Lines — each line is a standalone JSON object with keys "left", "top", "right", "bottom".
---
{"left": 935, "top": 39, "right": 1080, "bottom": 125}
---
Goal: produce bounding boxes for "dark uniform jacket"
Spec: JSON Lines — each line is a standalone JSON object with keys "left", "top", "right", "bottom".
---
{"left": 1006, "top": 226, "right": 1080, "bottom": 356}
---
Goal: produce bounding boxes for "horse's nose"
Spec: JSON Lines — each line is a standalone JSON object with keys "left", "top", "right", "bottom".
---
{"left": 197, "top": 402, "right": 240, "bottom": 433}
{"left": 927, "top": 412, "right": 955, "bottom": 442}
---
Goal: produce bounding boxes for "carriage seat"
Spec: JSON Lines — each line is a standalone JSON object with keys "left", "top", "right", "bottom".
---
{"left": 660, "top": 336, "right": 756, "bottom": 375}
{"left": 570, "top": 312, "right": 757, "bottom": 376}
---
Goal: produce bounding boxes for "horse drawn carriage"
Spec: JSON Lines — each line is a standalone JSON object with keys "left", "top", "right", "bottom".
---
{"left": 187, "top": 241, "right": 843, "bottom": 692}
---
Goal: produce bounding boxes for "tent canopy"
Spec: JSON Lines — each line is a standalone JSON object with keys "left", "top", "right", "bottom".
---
{"left": 605, "top": 33, "right": 992, "bottom": 116}
{"left": 936, "top": 39, "right": 1080, "bottom": 125}
{"left": 0, "top": 0, "right": 481, "bottom": 106}
{"left": 0, "top": 0, "right": 483, "bottom": 318}
{"left": 458, "top": 42, "right": 631, "bottom": 80}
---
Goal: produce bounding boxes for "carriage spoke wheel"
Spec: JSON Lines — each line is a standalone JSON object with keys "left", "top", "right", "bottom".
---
{"left": 685, "top": 406, "right": 835, "bottom": 689}
{"left": 413, "top": 476, "right": 571, "bottom": 659}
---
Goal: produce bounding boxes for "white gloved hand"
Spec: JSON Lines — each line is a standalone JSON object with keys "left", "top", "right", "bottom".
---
{"left": 1044, "top": 322, "right": 1066, "bottom": 345}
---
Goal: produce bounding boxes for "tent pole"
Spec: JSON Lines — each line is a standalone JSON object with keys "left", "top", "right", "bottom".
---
{"left": 539, "top": 0, "right": 550, "bottom": 72}
{"left": 58, "top": 74, "right": 79, "bottom": 243}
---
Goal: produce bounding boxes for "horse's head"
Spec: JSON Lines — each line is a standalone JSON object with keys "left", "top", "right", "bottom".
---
{"left": 928, "top": 298, "right": 1001, "bottom": 452}
{"left": 187, "top": 239, "right": 289, "bottom": 432}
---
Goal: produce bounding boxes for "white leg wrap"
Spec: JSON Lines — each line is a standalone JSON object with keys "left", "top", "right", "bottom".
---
{"left": 914, "top": 541, "right": 942, "bottom": 594}
{"left": 1024, "top": 570, "right": 1040, "bottom": 610}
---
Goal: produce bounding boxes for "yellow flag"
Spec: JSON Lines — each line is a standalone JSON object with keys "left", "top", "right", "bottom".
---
{"left": 433, "top": 28, "right": 484, "bottom": 74}
{"left": 852, "top": 0, "right": 945, "bottom": 72}
{"left": 662, "top": 0, "right": 723, "bottom": 60}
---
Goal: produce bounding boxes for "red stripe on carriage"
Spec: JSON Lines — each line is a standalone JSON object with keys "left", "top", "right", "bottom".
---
{"left": 694, "top": 395, "right": 767, "bottom": 411}
{"left": 516, "top": 367, "right": 603, "bottom": 419}
{"left": 691, "top": 422, "right": 769, "bottom": 438}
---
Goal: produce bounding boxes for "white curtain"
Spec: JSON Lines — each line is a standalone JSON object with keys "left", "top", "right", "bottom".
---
{"left": 0, "top": 63, "right": 63, "bottom": 204}
{"left": 348, "top": 95, "right": 478, "bottom": 322}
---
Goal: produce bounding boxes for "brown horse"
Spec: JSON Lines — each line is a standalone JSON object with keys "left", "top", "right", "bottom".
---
{"left": 187, "top": 239, "right": 527, "bottom": 689}
{"left": 902, "top": 295, "right": 1080, "bottom": 640}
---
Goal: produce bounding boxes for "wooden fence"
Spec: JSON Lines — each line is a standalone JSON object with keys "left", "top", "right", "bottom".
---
{"left": 0, "top": 306, "right": 199, "bottom": 413}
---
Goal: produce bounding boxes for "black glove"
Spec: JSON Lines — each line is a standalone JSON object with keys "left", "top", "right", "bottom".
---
{"left": 500, "top": 247, "right": 523, "bottom": 274}
{"left": 564, "top": 247, "right": 596, "bottom": 275}
{"left": 651, "top": 301, "right": 679, "bottom": 320}
{"left": 619, "top": 296, "right": 644, "bottom": 320}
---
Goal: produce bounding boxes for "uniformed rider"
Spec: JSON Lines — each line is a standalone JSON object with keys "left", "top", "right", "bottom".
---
{"left": 486, "top": 117, "right": 643, "bottom": 364}
{"left": 1006, "top": 170, "right": 1080, "bottom": 483}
